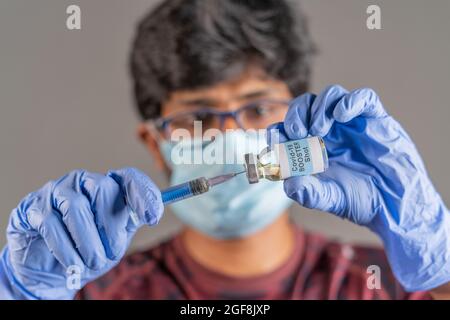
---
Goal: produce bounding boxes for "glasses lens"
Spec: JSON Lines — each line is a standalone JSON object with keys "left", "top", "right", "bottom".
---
{"left": 238, "top": 101, "right": 288, "bottom": 129}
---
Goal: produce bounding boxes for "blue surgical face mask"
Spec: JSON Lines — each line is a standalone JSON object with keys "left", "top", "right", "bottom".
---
{"left": 159, "top": 130, "right": 292, "bottom": 239}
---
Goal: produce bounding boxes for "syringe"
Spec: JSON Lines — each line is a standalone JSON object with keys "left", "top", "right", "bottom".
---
{"left": 161, "top": 171, "right": 245, "bottom": 205}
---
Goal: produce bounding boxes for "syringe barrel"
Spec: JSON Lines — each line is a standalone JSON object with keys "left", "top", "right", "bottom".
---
{"left": 161, "top": 177, "right": 210, "bottom": 205}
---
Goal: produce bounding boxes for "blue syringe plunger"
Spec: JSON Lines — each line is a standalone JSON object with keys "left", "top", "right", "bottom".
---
{"left": 161, "top": 177, "right": 209, "bottom": 205}
{"left": 161, "top": 171, "right": 244, "bottom": 205}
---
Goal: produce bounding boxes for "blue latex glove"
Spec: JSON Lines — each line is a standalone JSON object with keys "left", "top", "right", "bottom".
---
{"left": 268, "top": 85, "right": 450, "bottom": 292}
{"left": 0, "top": 168, "right": 163, "bottom": 299}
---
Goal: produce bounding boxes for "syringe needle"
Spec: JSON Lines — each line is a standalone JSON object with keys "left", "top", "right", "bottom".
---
{"left": 207, "top": 171, "right": 245, "bottom": 187}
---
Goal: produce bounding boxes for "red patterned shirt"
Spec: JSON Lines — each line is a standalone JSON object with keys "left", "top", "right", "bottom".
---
{"left": 77, "top": 228, "right": 430, "bottom": 300}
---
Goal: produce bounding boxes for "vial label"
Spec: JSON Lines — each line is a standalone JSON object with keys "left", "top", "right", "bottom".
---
{"left": 274, "top": 137, "right": 327, "bottom": 179}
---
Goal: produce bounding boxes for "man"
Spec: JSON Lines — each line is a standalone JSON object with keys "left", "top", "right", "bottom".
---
{"left": 0, "top": 0, "right": 449, "bottom": 300}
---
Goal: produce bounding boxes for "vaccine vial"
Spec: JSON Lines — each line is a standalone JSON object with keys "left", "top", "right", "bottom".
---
{"left": 244, "top": 136, "right": 329, "bottom": 184}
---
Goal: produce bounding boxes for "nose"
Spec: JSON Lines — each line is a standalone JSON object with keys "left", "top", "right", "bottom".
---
{"left": 221, "top": 116, "right": 240, "bottom": 130}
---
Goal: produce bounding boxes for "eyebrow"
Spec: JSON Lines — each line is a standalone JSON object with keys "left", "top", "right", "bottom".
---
{"left": 236, "top": 88, "right": 273, "bottom": 101}
{"left": 178, "top": 98, "right": 219, "bottom": 107}
{"left": 177, "top": 88, "right": 275, "bottom": 107}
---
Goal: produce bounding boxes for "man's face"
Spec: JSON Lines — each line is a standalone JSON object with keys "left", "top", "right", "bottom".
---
{"left": 138, "top": 65, "right": 293, "bottom": 169}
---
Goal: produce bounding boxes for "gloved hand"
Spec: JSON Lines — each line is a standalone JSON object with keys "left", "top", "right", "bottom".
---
{"left": 268, "top": 85, "right": 450, "bottom": 292}
{"left": 0, "top": 167, "right": 163, "bottom": 300}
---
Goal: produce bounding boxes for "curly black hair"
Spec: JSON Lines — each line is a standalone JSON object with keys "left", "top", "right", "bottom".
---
{"left": 130, "top": 0, "right": 315, "bottom": 120}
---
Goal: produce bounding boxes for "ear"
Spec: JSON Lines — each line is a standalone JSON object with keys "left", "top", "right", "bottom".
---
{"left": 137, "top": 123, "right": 170, "bottom": 172}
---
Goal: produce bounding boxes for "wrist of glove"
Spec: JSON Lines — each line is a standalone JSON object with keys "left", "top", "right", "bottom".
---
{"left": 369, "top": 197, "right": 450, "bottom": 292}
{"left": 0, "top": 248, "right": 41, "bottom": 300}
{"left": 273, "top": 85, "right": 450, "bottom": 291}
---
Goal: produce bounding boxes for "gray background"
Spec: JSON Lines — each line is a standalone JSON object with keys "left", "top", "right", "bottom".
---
{"left": 0, "top": 0, "right": 449, "bottom": 250}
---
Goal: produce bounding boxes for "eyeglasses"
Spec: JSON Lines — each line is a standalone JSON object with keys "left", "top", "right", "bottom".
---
{"left": 150, "top": 99, "right": 289, "bottom": 137}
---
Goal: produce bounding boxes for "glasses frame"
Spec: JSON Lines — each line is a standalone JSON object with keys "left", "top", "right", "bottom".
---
{"left": 150, "top": 99, "right": 290, "bottom": 138}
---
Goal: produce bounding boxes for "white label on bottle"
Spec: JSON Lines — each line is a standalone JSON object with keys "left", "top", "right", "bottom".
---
{"left": 274, "top": 137, "right": 326, "bottom": 179}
